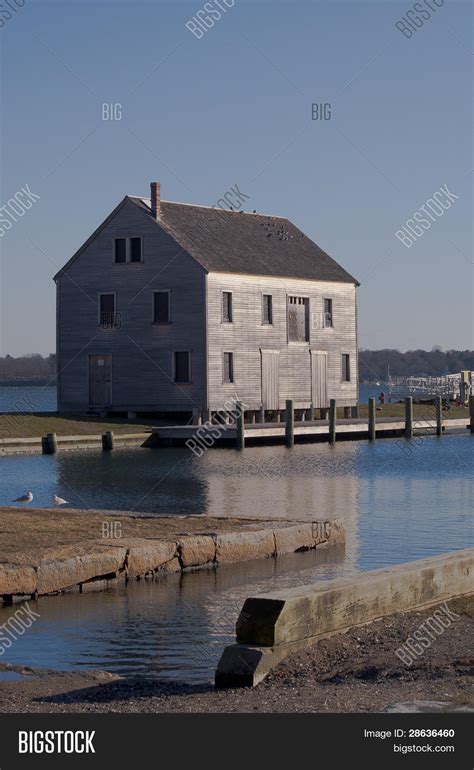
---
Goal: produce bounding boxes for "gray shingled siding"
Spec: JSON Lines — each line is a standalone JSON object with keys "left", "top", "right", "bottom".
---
{"left": 57, "top": 198, "right": 207, "bottom": 412}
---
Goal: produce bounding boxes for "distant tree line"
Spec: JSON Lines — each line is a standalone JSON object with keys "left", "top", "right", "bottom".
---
{"left": 0, "top": 350, "right": 472, "bottom": 384}
{"left": 0, "top": 354, "right": 56, "bottom": 381}
{"left": 359, "top": 349, "right": 474, "bottom": 382}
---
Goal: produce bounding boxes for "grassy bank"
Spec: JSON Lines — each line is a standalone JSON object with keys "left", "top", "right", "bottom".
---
{"left": 355, "top": 402, "right": 469, "bottom": 420}
{"left": 0, "top": 413, "right": 154, "bottom": 439}
{"left": 0, "top": 404, "right": 469, "bottom": 440}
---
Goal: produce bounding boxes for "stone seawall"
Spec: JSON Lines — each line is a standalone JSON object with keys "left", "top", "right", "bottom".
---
{"left": 0, "top": 507, "right": 344, "bottom": 602}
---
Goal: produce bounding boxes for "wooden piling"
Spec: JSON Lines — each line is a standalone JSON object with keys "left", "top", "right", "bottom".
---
{"left": 435, "top": 396, "right": 442, "bottom": 436}
{"left": 405, "top": 397, "right": 413, "bottom": 439}
{"left": 285, "top": 399, "right": 294, "bottom": 448}
{"left": 236, "top": 402, "right": 245, "bottom": 450}
{"left": 470, "top": 395, "right": 474, "bottom": 435}
{"left": 328, "top": 399, "right": 336, "bottom": 444}
{"left": 102, "top": 431, "right": 115, "bottom": 451}
{"left": 42, "top": 432, "right": 57, "bottom": 454}
{"left": 258, "top": 406, "right": 265, "bottom": 424}
{"left": 368, "top": 398, "right": 376, "bottom": 441}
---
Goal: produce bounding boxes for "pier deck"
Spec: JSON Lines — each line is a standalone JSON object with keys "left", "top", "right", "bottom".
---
{"left": 154, "top": 416, "right": 470, "bottom": 445}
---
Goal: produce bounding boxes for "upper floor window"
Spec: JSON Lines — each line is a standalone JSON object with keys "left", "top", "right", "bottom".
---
{"left": 98, "top": 293, "right": 117, "bottom": 329}
{"left": 324, "top": 298, "right": 333, "bottom": 328}
{"left": 114, "top": 237, "right": 143, "bottom": 263}
{"left": 262, "top": 294, "right": 273, "bottom": 325}
{"left": 223, "top": 352, "right": 234, "bottom": 383}
{"left": 222, "top": 291, "right": 233, "bottom": 323}
{"left": 288, "top": 296, "right": 309, "bottom": 342}
{"left": 153, "top": 291, "right": 171, "bottom": 324}
{"left": 174, "top": 351, "right": 191, "bottom": 383}
{"left": 342, "top": 353, "right": 351, "bottom": 382}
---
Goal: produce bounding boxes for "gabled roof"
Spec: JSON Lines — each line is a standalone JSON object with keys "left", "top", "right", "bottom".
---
{"left": 129, "top": 196, "right": 359, "bottom": 285}
{"left": 54, "top": 194, "right": 359, "bottom": 285}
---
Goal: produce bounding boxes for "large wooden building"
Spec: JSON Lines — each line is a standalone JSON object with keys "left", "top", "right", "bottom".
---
{"left": 55, "top": 182, "right": 359, "bottom": 421}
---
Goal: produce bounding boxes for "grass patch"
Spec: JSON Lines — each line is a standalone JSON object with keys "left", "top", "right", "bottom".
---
{"left": 0, "top": 413, "right": 155, "bottom": 439}
{"left": 355, "top": 403, "right": 469, "bottom": 420}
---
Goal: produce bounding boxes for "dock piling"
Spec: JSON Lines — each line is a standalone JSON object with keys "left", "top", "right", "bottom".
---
{"left": 368, "top": 398, "right": 376, "bottom": 441}
{"left": 470, "top": 395, "right": 474, "bottom": 434}
{"left": 42, "top": 432, "right": 57, "bottom": 454}
{"left": 435, "top": 396, "right": 442, "bottom": 436}
{"left": 329, "top": 399, "right": 336, "bottom": 444}
{"left": 236, "top": 402, "right": 245, "bottom": 450}
{"left": 102, "top": 431, "right": 115, "bottom": 451}
{"left": 405, "top": 397, "right": 413, "bottom": 439}
{"left": 285, "top": 399, "right": 294, "bottom": 447}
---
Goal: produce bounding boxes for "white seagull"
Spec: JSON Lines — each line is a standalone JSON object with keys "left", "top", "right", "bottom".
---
{"left": 53, "top": 495, "right": 68, "bottom": 506}
{"left": 13, "top": 491, "right": 33, "bottom": 504}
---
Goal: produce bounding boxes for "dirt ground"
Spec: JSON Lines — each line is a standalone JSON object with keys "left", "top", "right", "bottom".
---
{"left": 0, "top": 507, "right": 288, "bottom": 562}
{"left": 1, "top": 597, "right": 471, "bottom": 714}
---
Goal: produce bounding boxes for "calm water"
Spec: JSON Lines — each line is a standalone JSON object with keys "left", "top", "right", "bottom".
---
{"left": 0, "top": 385, "right": 472, "bottom": 682}
{"left": 0, "top": 384, "right": 385, "bottom": 414}
{"left": 0, "top": 432, "right": 472, "bottom": 682}
{"left": 0, "top": 386, "right": 56, "bottom": 413}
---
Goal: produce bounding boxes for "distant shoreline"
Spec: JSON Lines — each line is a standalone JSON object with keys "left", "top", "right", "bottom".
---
{"left": 0, "top": 380, "right": 55, "bottom": 387}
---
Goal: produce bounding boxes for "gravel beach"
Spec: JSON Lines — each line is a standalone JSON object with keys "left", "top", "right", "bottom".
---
{"left": 1, "top": 597, "right": 472, "bottom": 714}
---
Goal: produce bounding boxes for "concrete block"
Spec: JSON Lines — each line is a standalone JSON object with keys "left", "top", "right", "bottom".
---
{"left": 36, "top": 546, "right": 126, "bottom": 595}
{"left": 216, "top": 530, "right": 275, "bottom": 564}
{"left": 126, "top": 540, "right": 177, "bottom": 578}
{"left": 237, "top": 548, "right": 474, "bottom": 647}
{"left": 0, "top": 563, "right": 37, "bottom": 596}
{"left": 216, "top": 548, "right": 474, "bottom": 687}
{"left": 178, "top": 535, "right": 216, "bottom": 568}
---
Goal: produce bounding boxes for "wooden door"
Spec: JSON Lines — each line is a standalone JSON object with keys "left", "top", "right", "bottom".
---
{"left": 261, "top": 350, "right": 280, "bottom": 409}
{"left": 311, "top": 351, "right": 328, "bottom": 409}
{"left": 89, "top": 355, "right": 112, "bottom": 406}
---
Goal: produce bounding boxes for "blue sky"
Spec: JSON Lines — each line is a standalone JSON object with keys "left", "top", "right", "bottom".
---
{"left": 1, "top": 0, "right": 472, "bottom": 355}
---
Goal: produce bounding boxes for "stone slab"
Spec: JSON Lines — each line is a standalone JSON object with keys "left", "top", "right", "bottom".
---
{"left": 216, "top": 530, "right": 276, "bottom": 564}
{"left": 216, "top": 548, "right": 474, "bottom": 687}
{"left": 0, "top": 563, "right": 37, "bottom": 596}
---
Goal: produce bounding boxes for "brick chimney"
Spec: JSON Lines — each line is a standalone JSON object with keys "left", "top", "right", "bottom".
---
{"left": 150, "top": 181, "right": 161, "bottom": 219}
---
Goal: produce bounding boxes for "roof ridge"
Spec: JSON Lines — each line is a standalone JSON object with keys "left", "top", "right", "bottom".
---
{"left": 128, "top": 195, "right": 287, "bottom": 219}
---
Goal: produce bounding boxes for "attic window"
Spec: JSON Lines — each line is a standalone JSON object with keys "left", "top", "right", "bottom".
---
{"left": 114, "top": 237, "right": 143, "bottom": 263}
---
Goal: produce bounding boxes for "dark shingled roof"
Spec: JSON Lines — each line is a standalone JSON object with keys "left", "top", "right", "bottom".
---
{"left": 130, "top": 197, "right": 359, "bottom": 285}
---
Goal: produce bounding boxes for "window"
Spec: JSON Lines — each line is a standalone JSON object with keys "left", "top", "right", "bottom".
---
{"left": 222, "top": 291, "right": 233, "bottom": 323}
{"left": 99, "top": 293, "right": 116, "bottom": 328}
{"left": 262, "top": 294, "right": 273, "bottom": 324}
{"left": 324, "top": 298, "right": 333, "bottom": 328}
{"left": 342, "top": 354, "right": 351, "bottom": 382}
{"left": 114, "top": 237, "right": 143, "bottom": 263}
{"left": 288, "top": 296, "right": 309, "bottom": 342}
{"left": 153, "top": 291, "right": 170, "bottom": 324}
{"left": 174, "top": 351, "right": 190, "bottom": 383}
{"left": 223, "top": 352, "right": 234, "bottom": 383}
{"left": 114, "top": 238, "right": 127, "bottom": 263}
{"left": 130, "top": 237, "right": 142, "bottom": 262}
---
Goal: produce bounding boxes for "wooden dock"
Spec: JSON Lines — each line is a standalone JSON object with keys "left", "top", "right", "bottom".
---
{"left": 153, "top": 415, "right": 470, "bottom": 448}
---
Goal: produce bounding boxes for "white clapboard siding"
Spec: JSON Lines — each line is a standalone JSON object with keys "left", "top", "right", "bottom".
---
{"left": 207, "top": 272, "right": 358, "bottom": 410}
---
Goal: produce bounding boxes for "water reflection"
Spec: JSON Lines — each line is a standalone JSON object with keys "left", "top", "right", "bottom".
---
{"left": 0, "top": 545, "right": 347, "bottom": 682}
